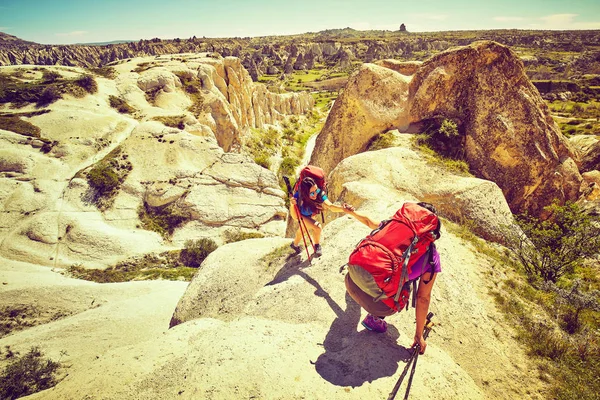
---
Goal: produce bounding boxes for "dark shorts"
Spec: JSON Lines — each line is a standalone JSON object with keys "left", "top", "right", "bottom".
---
{"left": 345, "top": 273, "right": 396, "bottom": 317}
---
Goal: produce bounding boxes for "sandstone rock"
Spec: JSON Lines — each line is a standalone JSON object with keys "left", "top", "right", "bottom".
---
{"left": 374, "top": 59, "right": 422, "bottom": 76}
{"left": 312, "top": 41, "right": 583, "bottom": 218}
{"left": 310, "top": 64, "right": 411, "bottom": 173}
{"left": 581, "top": 170, "right": 600, "bottom": 201}
{"left": 327, "top": 140, "right": 517, "bottom": 244}
{"left": 569, "top": 134, "right": 600, "bottom": 173}
{"left": 137, "top": 68, "right": 182, "bottom": 93}
{"left": 169, "top": 237, "right": 290, "bottom": 326}
{"left": 409, "top": 41, "right": 582, "bottom": 217}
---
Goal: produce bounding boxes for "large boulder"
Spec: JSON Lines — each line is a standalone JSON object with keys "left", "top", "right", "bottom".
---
{"left": 570, "top": 134, "right": 600, "bottom": 173}
{"left": 409, "top": 40, "right": 582, "bottom": 217}
{"left": 310, "top": 64, "right": 411, "bottom": 173}
{"left": 326, "top": 136, "right": 517, "bottom": 244}
{"left": 312, "top": 41, "right": 583, "bottom": 218}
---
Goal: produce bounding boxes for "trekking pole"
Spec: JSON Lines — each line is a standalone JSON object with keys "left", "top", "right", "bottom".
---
{"left": 284, "top": 176, "right": 312, "bottom": 260}
{"left": 387, "top": 312, "right": 435, "bottom": 400}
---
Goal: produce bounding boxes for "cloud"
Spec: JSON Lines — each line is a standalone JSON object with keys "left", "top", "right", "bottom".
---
{"left": 55, "top": 30, "right": 88, "bottom": 37}
{"left": 539, "top": 13, "right": 578, "bottom": 24}
{"left": 493, "top": 16, "right": 525, "bottom": 22}
{"left": 531, "top": 14, "right": 600, "bottom": 29}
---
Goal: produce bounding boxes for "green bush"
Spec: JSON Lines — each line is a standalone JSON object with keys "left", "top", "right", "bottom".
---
{"left": 36, "top": 86, "right": 61, "bottom": 106}
{"left": 224, "top": 230, "right": 264, "bottom": 243}
{"left": 74, "top": 74, "right": 98, "bottom": 94}
{"left": 368, "top": 131, "right": 396, "bottom": 151}
{"left": 41, "top": 70, "right": 61, "bottom": 83}
{"left": 68, "top": 252, "right": 197, "bottom": 283}
{"left": 87, "top": 163, "right": 120, "bottom": 197}
{"left": 507, "top": 201, "right": 600, "bottom": 283}
{"left": 0, "top": 346, "right": 61, "bottom": 399}
{"left": 421, "top": 118, "right": 464, "bottom": 160}
{"left": 138, "top": 202, "right": 192, "bottom": 239}
{"left": 108, "top": 95, "right": 134, "bottom": 114}
{"left": 179, "top": 238, "right": 218, "bottom": 268}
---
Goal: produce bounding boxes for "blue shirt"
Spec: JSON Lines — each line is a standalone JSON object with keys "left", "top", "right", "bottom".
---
{"left": 293, "top": 190, "right": 328, "bottom": 217}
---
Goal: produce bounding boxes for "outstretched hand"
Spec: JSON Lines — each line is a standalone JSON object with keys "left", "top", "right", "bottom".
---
{"left": 342, "top": 203, "right": 355, "bottom": 212}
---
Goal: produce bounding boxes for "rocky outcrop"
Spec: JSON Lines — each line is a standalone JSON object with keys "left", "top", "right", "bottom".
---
{"left": 168, "top": 161, "right": 543, "bottom": 400}
{"left": 311, "top": 41, "right": 584, "bottom": 218}
{"left": 0, "top": 55, "right": 312, "bottom": 267}
{"left": 326, "top": 136, "right": 518, "bottom": 244}
{"left": 409, "top": 41, "right": 582, "bottom": 217}
{"left": 310, "top": 63, "right": 411, "bottom": 173}
{"left": 570, "top": 134, "right": 600, "bottom": 173}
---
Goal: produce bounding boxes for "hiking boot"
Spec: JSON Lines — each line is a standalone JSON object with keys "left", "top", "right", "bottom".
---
{"left": 314, "top": 244, "right": 323, "bottom": 258}
{"left": 361, "top": 314, "right": 387, "bottom": 333}
{"left": 290, "top": 242, "right": 301, "bottom": 254}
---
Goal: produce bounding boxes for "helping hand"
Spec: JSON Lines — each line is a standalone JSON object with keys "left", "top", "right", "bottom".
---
{"left": 342, "top": 203, "right": 355, "bottom": 212}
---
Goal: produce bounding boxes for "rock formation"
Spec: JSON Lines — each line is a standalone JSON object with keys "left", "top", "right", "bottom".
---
{"left": 311, "top": 41, "right": 584, "bottom": 218}
{"left": 0, "top": 54, "right": 312, "bottom": 268}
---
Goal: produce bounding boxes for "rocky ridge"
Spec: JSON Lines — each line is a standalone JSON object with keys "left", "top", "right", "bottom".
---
{"left": 0, "top": 54, "right": 312, "bottom": 268}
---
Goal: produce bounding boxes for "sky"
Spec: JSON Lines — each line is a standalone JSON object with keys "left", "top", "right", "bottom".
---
{"left": 1, "top": 0, "right": 599, "bottom": 45}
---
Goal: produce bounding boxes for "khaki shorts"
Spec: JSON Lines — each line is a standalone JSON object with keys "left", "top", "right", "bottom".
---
{"left": 345, "top": 273, "right": 396, "bottom": 317}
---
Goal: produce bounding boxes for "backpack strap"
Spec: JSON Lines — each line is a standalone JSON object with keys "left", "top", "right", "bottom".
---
{"left": 393, "top": 235, "right": 419, "bottom": 304}
{"left": 421, "top": 243, "right": 436, "bottom": 285}
{"left": 410, "top": 244, "right": 436, "bottom": 308}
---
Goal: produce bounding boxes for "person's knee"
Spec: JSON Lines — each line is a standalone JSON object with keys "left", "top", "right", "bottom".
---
{"left": 313, "top": 221, "right": 322, "bottom": 232}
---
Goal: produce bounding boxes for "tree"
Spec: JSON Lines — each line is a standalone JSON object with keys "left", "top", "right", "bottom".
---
{"left": 507, "top": 201, "right": 600, "bottom": 283}
{"left": 543, "top": 279, "right": 600, "bottom": 333}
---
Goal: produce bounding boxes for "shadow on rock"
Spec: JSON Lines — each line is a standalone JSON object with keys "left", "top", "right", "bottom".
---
{"left": 314, "top": 292, "right": 413, "bottom": 387}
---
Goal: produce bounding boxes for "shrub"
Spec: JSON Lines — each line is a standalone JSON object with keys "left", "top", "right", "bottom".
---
{"left": 41, "top": 70, "right": 61, "bottom": 83}
{"left": 254, "top": 152, "right": 271, "bottom": 169}
{"left": 108, "top": 95, "right": 134, "bottom": 114}
{"left": 0, "top": 346, "right": 61, "bottom": 399}
{"left": 0, "top": 116, "right": 41, "bottom": 138}
{"left": 74, "top": 74, "right": 98, "bottom": 94}
{"left": 368, "top": 131, "right": 396, "bottom": 151}
{"left": 179, "top": 238, "right": 218, "bottom": 268}
{"left": 279, "top": 156, "right": 300, "bottom": 180}
{"left": 422, "top": 118, "right": 464, "bottom": 160}
{"left": 224, "top": 230, "right": 264, "bottom": 243}
{"left": 89, "top": 66, "right": 116, "bottom": 79}
{"left": 36, "top": 86, "right": 61, "bottom": 106}
{"left": 138, "top": 202, "right": 192, "bottom": 239}
{"left": 543, "top": 280, "right": 600, "bottom": 334}
{"left": 507, "top": 201, "right": 600, "bottom": 283}
{"left": 68, "top": 253, "right": 196, "bottom": 283}
{"left": 87, "top": 163, "right": 119, "bottom": 197}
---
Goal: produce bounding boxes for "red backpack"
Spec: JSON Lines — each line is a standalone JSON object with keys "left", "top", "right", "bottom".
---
{"left": 347, "top": 202, "right": 440, "bottom": 312}
{"left": 294, "top": 165, "right": 327, "bottom": 194}
{"left": 294, "top": 165, "right": 328, "bottom": 218}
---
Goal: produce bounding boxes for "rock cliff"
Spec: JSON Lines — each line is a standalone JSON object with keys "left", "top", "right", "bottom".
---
{"left": 311, "top": 41, "right": 585, "bottom": 217}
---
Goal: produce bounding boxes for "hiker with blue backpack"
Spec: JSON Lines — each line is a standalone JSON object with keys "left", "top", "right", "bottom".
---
{"left": 287, "top": 166, "right": 354, "bottom": 258}
{"left": 343, "top": 202, "right": 442, "bottom": 354}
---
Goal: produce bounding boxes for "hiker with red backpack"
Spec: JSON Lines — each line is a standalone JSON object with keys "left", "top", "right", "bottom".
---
{"left": 343, "top": 202, "right": 441, "bottom": 354}
{"left": 286, "top": 165, "right": 353, "bottom": 258}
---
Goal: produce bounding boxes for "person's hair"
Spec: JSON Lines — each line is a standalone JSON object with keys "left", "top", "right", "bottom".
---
{"left": 299, "top": 177, "right": 324, "bottom": 212}
{"left": 417, "top": 202, "right": 442, "bottom": 239}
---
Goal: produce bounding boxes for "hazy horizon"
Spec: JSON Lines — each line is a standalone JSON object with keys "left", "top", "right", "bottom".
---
{"left": 1, "top": 0, "right": 600, "bottom": 45}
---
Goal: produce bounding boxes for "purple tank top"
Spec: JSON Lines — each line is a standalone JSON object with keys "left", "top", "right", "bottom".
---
{"left": 408, "top": 247, "right": 441, "bottom": 281}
